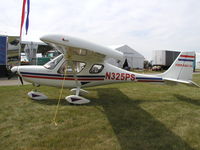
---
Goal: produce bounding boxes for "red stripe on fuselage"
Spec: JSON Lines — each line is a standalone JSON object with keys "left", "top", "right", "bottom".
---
{"left": 180, "top": 55, "right": 195, "bottom": 58}
{"left": 22, "top": 75, "right": 104, "bottom": 81}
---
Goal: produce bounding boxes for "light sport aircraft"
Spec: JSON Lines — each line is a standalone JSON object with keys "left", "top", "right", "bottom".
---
{"left": 11, "top": 34, "right": 197, "bottom": 104}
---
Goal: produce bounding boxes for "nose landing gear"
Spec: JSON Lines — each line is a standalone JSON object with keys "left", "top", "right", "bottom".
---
{"left": 27, "top": 83, "right": 48, "bottom": 100}
{"left": 27, "top": 91, "right": 48, "bottom": 100}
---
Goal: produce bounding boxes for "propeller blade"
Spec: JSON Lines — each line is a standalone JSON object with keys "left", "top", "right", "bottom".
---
{"left": 8, "top": 71, "right": 17, "bottom": 80}
{"left": 19, "top": 76, "right": 24, "bottom": 85}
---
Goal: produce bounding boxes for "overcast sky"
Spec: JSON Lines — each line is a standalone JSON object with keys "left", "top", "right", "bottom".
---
{"left": 1, "top": 0, "right": 200, "bottom": 60}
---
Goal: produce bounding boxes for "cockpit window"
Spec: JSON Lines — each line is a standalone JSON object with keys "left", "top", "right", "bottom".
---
{"left": 89, "top": 64, "right": 104, "bottom": 74}
{"left": 44, "top": 54, "right": 63, "bottom": 69}
{"left": 58, "top": 60, "right": 86, "bottom": 74}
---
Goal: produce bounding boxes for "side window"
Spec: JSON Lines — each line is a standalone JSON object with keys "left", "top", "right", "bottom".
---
{"left": 58, "top": 61, "right": 86, "bottom": 74}
{"left": 89, "top": 64, "right": 104, "bottom": 74}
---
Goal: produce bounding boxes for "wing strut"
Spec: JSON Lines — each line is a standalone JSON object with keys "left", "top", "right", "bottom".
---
{"left": 52, "top": 66, "right": 68, "bottom": 126}
{"left": 52, "top": 50, "right": 73, "bottom": 126}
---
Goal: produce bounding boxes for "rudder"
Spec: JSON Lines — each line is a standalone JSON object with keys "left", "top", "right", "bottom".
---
{"left": 159, "top": 51, "right": 195, "bottom": 83}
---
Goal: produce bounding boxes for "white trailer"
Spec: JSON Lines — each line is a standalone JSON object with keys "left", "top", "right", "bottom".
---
{"left": 153, "top": 50, "right": 180, "bottom": 69}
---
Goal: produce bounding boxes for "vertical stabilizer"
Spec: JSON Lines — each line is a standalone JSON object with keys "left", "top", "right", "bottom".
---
{"left": 159, "top": 52, "right": 195, "bottom": 83}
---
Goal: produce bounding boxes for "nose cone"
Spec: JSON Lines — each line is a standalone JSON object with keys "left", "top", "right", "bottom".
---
{"left": 11, "top": 66, "right": 18, "bottom": 73}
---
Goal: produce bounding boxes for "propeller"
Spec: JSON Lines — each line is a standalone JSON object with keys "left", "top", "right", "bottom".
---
{"left": 8, "top": 66, "right": 24, "bottom": 85}
{"left": 18, "top": 76, "right": 24, "bottom": 85}
{"left": 8, "top": 70, "right": 17, "bottom": 80}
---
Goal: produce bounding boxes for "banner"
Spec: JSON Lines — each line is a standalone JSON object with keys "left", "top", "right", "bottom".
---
{"left": 0, "top": 36, "right": 7, "bottom": 65}
{"left": 20, "top": 0, "right": 30, "bottom": 37}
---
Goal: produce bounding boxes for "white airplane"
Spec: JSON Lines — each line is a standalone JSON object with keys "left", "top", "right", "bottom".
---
{"left": 10, "top": 34, "right": 197, "bottom": 104}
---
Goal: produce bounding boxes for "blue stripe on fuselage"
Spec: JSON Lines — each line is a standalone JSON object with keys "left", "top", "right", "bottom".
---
{"left": 136, "top": 77, "right": 163, "bottom": 80}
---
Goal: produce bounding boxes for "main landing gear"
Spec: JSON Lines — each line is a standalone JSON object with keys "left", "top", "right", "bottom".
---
{"left": 66, "top": 87, "right": 90, "bottom": 105}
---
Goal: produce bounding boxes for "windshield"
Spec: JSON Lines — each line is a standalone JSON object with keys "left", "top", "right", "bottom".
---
{"left": 44, "top": 54, "right": 63, "bottom": 69}
{"left": 58, "top": 60, "right": 86, "bottom": 74}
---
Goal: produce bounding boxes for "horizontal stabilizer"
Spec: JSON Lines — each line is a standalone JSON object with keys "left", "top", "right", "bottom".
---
{"left": 164, "top": 78, "right": 191, "bottom": 84}
{"left": 164, "top": 78, "right": 200, "bottom": 87}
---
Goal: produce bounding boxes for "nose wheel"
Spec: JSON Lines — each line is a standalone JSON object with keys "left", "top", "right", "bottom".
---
{"left": 27, "top": 91, "right": 48, "bottom": 100}
{"left": 27, "top": 83, "right": 48, "bottom": 100}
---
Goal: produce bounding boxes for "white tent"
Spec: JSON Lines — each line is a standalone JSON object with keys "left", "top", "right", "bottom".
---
{"left": 195, "top": 52, "right": 200, "bottom": 69}
{"left": 106, "top": 45, "right": 144, "bottom": 69}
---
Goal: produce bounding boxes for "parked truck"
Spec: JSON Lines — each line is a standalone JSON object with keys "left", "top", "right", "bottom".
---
{"left": 152, "top": 50, "right": 180, "bottom": 70}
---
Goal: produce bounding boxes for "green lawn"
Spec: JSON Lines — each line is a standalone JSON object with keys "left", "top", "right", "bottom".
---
{"left": 0, "top": 74, "right": 200, "bottom": 150}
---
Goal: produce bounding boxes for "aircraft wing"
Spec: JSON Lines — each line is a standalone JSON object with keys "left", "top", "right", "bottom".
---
{"left": 40, "top": 34, "right": 124, "bottom": 62}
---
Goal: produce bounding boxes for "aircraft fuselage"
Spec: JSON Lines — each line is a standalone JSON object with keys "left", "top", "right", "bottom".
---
{"left": 15, "top": 56, "right": 164, "bottom": 88}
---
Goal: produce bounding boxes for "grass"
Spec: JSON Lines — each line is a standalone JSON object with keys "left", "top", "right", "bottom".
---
{"left": 1, "top": 74, "right": 200, "bottom": 150}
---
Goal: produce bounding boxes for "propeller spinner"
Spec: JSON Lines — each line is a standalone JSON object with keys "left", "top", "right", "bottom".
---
{"left": 8, "top": 66, "right": 24, "bottom": 85}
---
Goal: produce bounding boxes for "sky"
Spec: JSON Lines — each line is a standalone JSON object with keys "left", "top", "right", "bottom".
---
{"left": 1, "top": 0, "right": 200, "bottom": 60}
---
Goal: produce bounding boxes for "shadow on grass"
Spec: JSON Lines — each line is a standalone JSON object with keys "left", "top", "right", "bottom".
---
{"left": 174, "top": 94, "right": 200, "bottom": 106}
{"left": 91, "top": 88, "right": 194, "bottom": 150}
{"left": 31, "top": 88, "right": 194, "bottom": 150}
{"left": 32, "top": 99, "right": 69, "bottom": 106}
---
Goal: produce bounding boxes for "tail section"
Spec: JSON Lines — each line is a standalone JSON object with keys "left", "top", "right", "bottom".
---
{"left": 158, "top": 51, "right": 198, "bottom": 86}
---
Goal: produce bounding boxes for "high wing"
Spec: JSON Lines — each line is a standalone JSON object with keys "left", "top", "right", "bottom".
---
{"left": 40, "top": 34, "right": 124, "bottom": 62}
